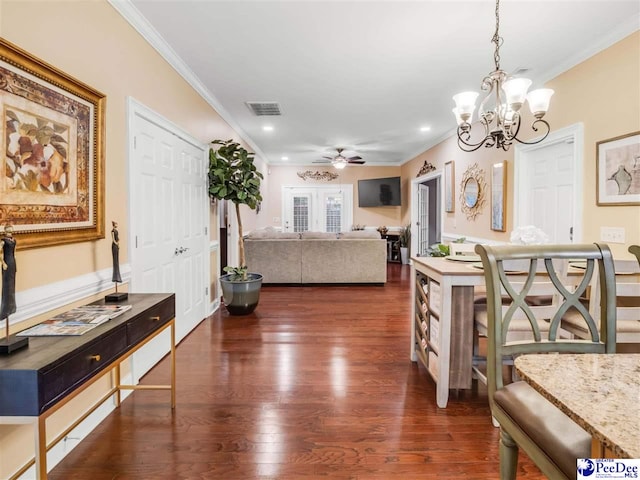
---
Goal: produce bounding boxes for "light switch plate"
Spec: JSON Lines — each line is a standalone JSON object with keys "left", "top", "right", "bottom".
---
{"left": 600, "top": 226, "right": 625, "bottom": 244}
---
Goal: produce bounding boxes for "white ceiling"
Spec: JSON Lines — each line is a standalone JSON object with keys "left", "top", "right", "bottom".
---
{"left": 119, "top": 0, "right": 639, "bottom": 167}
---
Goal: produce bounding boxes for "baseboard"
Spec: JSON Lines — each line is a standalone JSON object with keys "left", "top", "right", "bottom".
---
{"left": 209, "top": 297, "right": 220, "bottom": 316}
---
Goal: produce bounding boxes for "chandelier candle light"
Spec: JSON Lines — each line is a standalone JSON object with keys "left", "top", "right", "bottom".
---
{"left": 452, "top": 0, "right": 554, "bottom": 152}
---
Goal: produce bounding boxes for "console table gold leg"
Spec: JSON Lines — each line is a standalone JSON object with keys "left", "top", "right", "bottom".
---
{"left": 35, "top": 417, "right": 46, "bottom": 479}
{"left": 114, "top": 362, "right": 121, "bottom": 407}
{"left": 170, "top": 319, "right": 176, "bottom": 409}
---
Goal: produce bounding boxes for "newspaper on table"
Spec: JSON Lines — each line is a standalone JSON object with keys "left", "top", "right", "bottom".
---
{"left": 18, "top": 304, "right": 132, "bottom": 337}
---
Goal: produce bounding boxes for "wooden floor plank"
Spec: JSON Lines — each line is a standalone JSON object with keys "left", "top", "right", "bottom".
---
{"left": 50, "top": 264, "right": 544, "bottom": 479}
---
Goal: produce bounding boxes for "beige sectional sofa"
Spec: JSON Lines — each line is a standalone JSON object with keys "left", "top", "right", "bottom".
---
{"left": 245, "top": 229, "right": 387, "bottom": 284}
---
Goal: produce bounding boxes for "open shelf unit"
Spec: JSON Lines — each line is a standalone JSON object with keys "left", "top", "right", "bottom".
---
{"left": 413, "top": 271, "right": 441, "bottom": 382}
{"left": 410, "top": 259, "right": 475, "bottom": 407}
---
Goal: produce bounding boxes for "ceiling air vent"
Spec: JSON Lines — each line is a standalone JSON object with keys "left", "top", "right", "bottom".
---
{"left": 246, "top": 102, "right": 282, "bottom": 116}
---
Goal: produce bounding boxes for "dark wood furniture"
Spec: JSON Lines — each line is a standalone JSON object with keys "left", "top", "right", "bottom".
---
{"left": 383, "top": 233, "right": 401, "bottom": 263}
{"left": 0, "top": 293, "right": 176, "bottom": 480}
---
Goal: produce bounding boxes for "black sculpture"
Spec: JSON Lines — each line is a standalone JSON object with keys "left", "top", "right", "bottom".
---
{"left": 1, "top": 223, "right": 28, "bottom": 354}
{"left": 0, "top": 224, "right": 17, "bottom": 320}
{"left": 105, "top": 221, "right": 127, "bottom": 302}
{"left": 111, "top": 221, "right": 122, "bottom": 283}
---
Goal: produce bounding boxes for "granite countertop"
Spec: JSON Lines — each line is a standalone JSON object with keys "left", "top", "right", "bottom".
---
{"left": 515, "top": 354, "right": 640, "bottom": 459}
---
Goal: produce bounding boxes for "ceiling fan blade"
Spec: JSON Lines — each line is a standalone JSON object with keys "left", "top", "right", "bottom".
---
{"left": 313, "top": 160, "right": 331, "bottom": 163}
{"left": 347, "top": 155, "right": 362, "bottom": 161}
{"left": 347, "top": 160, "right": 366, "bottom": 164}
{"left": 322, "top": 156, "right": 334, "bottom": 160}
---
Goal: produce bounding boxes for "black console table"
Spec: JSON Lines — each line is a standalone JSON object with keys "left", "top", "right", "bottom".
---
{"left": 0, "top": 293, "right": 176, "bottom": 480}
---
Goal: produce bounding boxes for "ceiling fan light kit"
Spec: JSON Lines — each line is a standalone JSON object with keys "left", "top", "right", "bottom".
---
{"left": 314, "top": 148, "right": 366, "bottom": 168}
{"left": 334, "top": 161, "right": 347, "bottom": 170}
{"left": 452, "top": 0, "right": 553, "bottom": 152}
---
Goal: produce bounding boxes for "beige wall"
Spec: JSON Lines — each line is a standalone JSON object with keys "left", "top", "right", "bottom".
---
{"left": 267, "top": 165, "right": 403, "bottom": 230}
{"left": 0, "top": 1, "right": 260, "bottom": 476}
{"left": 401, "top": 31, "right": 640, "bottom": 258}
{"left": 0, "top": 0, "right": 638, "bottom": 475}
{"left": 1, "top": 0, "right": 231, "bottom": 294}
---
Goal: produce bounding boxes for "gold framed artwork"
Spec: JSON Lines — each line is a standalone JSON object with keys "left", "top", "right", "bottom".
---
{"left": 444, "top": 161, "right": 455, "bottom": 212}
{"left": 491, "top": 161, "right": 507, "bottom": 231}
{"left": 596, "top": 131, "right": 640, "bottom": 206}
{"left": 459, "top": 162, "right": 486, "bottom": 221}
{"left": 0, "top": 38, "right": 105, "bottom": 249}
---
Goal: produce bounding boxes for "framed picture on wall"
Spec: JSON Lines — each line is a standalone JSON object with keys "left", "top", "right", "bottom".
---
{"left": 0, "top": 38, "right": 106, "bottom": 249}
{"left": 444, "top": 161, "right": 454, "bottom": 212}
{"left": 491, "top": 161, "right": 507, "bottom": 231}
{"left": 596, "top": 131, "right": 640, "bottom": 205}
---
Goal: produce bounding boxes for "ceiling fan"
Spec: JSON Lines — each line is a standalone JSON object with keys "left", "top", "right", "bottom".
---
{"left": 313, "top": 148, "right": 365, "bottom": 169}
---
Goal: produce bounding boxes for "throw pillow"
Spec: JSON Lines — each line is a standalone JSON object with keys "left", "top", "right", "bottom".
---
{"left": 339, "top": 230, "right": 381, "bottom": 239}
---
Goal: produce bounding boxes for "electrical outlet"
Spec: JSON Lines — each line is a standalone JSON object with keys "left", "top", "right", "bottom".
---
{"left": 600, "top": 226, "right": 625, "bottom": 244}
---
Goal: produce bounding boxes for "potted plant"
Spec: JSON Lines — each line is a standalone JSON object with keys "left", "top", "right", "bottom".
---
{"left": 426, "top": 237, "right": 466, "bottom": 257}
{"left": 208, "top": 139, "right": 264, "bottom": 315}
{"left": 398, "top": 225, "right": 411, "bottom": 264}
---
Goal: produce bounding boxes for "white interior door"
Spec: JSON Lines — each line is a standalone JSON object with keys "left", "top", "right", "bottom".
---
{"left": 411, "top": 172, "right": 442, "bottom": 258}
{"left": 175, "top": 141, "right": 207, "bottom": 338}
{"left": 128, "top": 99, "right": 208, "bottom": 377}
{"left": 417, "top": 183, "right": 430, "bottom": 254}
{"left": 132, "top": 116, "right": 178, "bottom": 295}
{"left": 515, "top": 124, "right": 583, "bottom": 244}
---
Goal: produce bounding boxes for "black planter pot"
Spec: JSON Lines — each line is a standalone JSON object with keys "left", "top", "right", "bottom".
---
{"left": 219, "top": 273, "right": 263, "bottom": 315}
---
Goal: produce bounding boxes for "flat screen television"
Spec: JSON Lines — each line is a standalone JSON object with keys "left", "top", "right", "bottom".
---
{"left": 358, "top": 176, "right": 401, "bottom": 207}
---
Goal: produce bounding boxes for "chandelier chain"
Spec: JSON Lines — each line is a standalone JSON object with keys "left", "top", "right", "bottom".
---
{"left": 492, "top": 0, "right": 502, "bottom": 70}
{"left": 452, "top": 0, "right": 553, "bottom": 152}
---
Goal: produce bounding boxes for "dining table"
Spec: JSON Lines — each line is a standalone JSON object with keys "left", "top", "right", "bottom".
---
{"left": 410, "top": 254, "right": 588, "bottom": 408}
{"left": 514, "top": 353, "right": 640, "bottom": 459}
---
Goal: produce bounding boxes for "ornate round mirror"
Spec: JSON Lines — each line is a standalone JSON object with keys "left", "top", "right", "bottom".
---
{"left": 459, "top": 163, "right": 487, "bottom": 221}
{"left": 463, "top": 178, "right": 479, "bottom": 208}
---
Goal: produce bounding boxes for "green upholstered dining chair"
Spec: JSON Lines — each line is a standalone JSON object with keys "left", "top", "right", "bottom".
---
{"left": 562, "top": 258, "right": 640, "bottom": 345}
{"left": 475, "top": 243, "right": 617, "bottom": 480}
{"left": 472, "top": 258, "right": 570, "bottom": 385}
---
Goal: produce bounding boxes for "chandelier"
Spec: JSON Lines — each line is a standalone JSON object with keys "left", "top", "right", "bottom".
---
{"left": 452, "top": 0, "right": 554, "bottom": 152}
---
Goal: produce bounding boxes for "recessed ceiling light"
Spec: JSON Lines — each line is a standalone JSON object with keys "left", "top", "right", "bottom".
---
{"left": 281, "top": 156, "right": 289, "bottom": 161}
{"left": 420, "top": 126, "right": 431, "bottom": 132}
{"left": 263, "top": 125, "right": 274, "bottom": 132}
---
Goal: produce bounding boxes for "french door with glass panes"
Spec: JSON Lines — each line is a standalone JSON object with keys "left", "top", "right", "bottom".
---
{"left": 282, "top": 186, "right": 353, "bottom": 233}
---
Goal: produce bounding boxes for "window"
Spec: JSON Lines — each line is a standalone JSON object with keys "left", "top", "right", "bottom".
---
{"left": 283, "top": 186, "right": 353, "bottom": 233}
{"left": 293, "top": 195, "right": 310, "bottom": 232}
{"left": 324, "top": 195, "right": 342, "bottom": 233}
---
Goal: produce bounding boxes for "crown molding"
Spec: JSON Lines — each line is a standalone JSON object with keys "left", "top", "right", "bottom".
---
{"left": 402, "top": 15, "right": 640, "bottom": 166}
{"left": 535, "top": 13, "right": 639, "bottom": 86}
{"left": 107, "top": 0, "right": 270, "bottom": 164}
{"left": 109, "top": 1, "right": 638, "bottom": 169}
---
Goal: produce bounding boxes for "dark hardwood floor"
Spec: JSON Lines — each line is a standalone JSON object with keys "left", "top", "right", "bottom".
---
{"left": 50, "top": 264, "right": 544, "bottom": 479}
